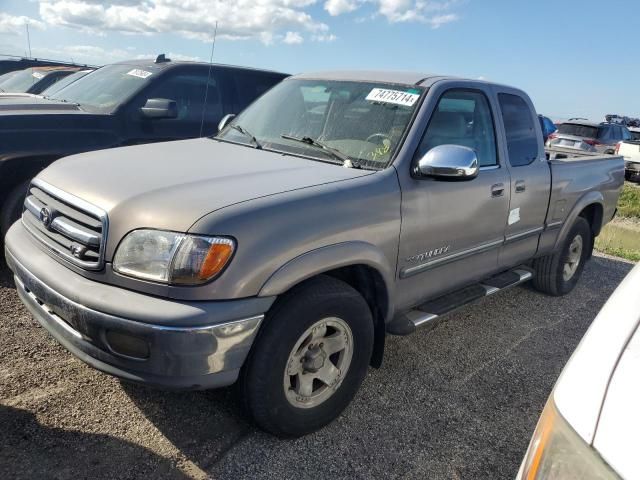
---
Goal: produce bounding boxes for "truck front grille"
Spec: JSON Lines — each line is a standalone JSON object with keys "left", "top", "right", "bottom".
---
{"left": 22, "top": 179, "right": 108, "bottom": 270}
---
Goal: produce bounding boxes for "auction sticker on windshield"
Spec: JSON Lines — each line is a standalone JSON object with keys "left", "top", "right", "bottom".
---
{"left": 126, "top": 69, "right": 153, "bottom": 79}
{"left": 32, "top": 71, "right": 45, "bottom": 79}
{"left": 366, "top": 88, "right": 419, "bottom": 107}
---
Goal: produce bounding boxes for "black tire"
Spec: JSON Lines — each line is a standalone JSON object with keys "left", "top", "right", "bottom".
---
{"left": 0, "top": 180, "right": 30, "bottom": 240}
{"left": 239, "top": 275, "right": 374, "bottom": 438}
{"left": 625, "top": 171, "right": 633, "bottom": 182}
{"left": 532, "top": 216, "right": 591, "bottom": 296}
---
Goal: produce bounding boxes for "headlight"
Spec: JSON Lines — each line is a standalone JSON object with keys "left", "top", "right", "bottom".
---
{"left": 520, "top": 398, "right": 619, "bottom": 480}
{"left": 113, "top": 229, "right": 235, "bottom": 285}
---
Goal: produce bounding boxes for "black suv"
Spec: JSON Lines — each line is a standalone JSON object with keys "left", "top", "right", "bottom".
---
{"left": 0, "top": 55, "right": 288, "bottom": 236}
{"left": 0, "top": 66, "right": 87, "bottom": 95}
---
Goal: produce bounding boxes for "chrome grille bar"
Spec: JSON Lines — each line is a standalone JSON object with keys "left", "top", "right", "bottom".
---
{"left": 22, "top": 178, "right": 108, "bottom": 270}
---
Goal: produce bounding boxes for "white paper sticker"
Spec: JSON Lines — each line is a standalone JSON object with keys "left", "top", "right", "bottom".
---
{"left": 126, "top": 68, "right": 153, "bottom": 79}
{"left": 366, "top": 88, "right": 419, "bottom": 107}
{"left": 508, "top": 208, "right": 521, "bottom": 225}
{"left": 32, "top": 71, "right": 45, "bottom": 79}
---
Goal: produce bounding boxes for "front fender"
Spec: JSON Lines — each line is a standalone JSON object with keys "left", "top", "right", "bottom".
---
{"left": 259, "top": 241, "right": 395, "bottom": 321}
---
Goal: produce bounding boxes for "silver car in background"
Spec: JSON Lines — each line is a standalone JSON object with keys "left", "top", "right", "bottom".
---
{"left": 517, "top": 262, "right": 640, "bottom": 479}
{"left": 548, "top": 121, "right": 632, "bottom": 154}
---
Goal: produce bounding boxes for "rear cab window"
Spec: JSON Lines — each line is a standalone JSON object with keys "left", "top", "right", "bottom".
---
{"left": 498, "top": 93, "right": 539, "bottom": 167}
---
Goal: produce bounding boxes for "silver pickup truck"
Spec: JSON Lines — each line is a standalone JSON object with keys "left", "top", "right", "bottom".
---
{"left": 4, "top": 71, "right": 624, "bottom": 437}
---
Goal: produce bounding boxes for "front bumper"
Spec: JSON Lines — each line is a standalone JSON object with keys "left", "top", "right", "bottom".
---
{"left": 5, "top": 222, "right": 273, "bottom": 389}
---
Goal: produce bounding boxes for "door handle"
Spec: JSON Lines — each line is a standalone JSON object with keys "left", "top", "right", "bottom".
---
{"left": 491, "top": 183, "right": 504, "bottom": 197}
{"left": 515, "top": 180, "right": 526, "bottom": 193}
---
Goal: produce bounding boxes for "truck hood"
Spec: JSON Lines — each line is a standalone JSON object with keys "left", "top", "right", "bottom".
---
{"left": 0, "top": 95, "right": 85, "bottom": 113}
{"left": 38, "top": 138, "right": 374, "bottom": 253}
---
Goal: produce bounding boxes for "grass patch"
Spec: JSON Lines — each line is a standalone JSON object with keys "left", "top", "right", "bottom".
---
{"left": 593, "top": 182, "right": 640, "bottom": 261}
{"left": 617, "top": 183, "right": 640, "bottom": 218}
{"left": 594, "top": 244, "right": 640, "bottom": 262}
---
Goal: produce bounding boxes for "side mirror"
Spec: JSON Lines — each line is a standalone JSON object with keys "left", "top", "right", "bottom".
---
{"left": 140, "top": 98, "right": 177, "bottom": 119}
{"left": 218, "top": 113, "right": 236, "bottom": 132}
{"left": 414, "top": 144, "right": 479, "bottom": 180}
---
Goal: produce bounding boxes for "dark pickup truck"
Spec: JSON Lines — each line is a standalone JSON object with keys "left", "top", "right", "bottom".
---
{"left": 0, "top": 56, "right": 288, "bottom": 237}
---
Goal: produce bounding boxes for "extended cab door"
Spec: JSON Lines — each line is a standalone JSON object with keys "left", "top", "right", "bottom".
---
{"left": 494, "top": 89, "right": 551, "bottom": 268}
{"left": 395, "top": 84, "right": 511, "bottom": 309}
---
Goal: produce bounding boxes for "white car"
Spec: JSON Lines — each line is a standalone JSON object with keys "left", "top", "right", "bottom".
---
{"left": 616, "top": 127, "right": 640, "bottom": 182}
{"left": 517, "top": 261, "right": 640, "bottom": 479}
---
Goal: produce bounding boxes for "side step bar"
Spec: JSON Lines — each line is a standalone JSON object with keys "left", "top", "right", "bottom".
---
{"left": 387, "top": 267, "right": 533, "bottom": 336}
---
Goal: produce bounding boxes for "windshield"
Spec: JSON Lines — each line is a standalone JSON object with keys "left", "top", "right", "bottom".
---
{"left": 216, "top": 79, "right": 424, "bottom": 169}
{"left": 48, "top": 64, "right": 157, "bottom": 112}
{"left": 0, "top": 70, "right": 18, "bottom": 85}
{"left": 42, "top": 70, "right": 91, "bottom": 97}
{"left": 630, "top": 130, "right": 640, "bottom": 141}
{"left": 557, "top": 123, "right": 598, "bottom": 138}
{"left": 0, "top": 68, "right": 44, "bottom": 93}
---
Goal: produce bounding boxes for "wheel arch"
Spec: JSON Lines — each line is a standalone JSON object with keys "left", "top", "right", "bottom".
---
{"left": 258, "top": 242, "right": 395, "bottom": 368}
{"left": 0, "top": 154, "right": 60, "bottom": 208}
{"left": 553, "top": 191, "right": 604, "bottom": 251}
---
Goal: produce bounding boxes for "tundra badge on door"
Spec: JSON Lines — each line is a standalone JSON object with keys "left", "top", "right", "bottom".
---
{"left": 406, "top": 245, "right": 451, "bottom": 263}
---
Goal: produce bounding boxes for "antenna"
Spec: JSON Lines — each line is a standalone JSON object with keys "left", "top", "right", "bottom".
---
{"left": 26, "top": 23, "right": 32, "bottom": 58}
{"left": 199, "top": 21, "right": 218, "bottom": 138}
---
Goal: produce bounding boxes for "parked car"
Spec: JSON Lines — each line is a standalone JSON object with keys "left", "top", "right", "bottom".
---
{"left": 616, "top": 127, "right": 640, "bottom": 182}
{"left": 0, "top": 55, "right": 93, "bottom": 76}
{"left": 0, "top": 55, "right": 288, "bottom": 237}
{"left": 517, "top": 262, "right": 640, "bottom": 480}
{"left": 0, "top": 69, "right": 95, "bottom": 100}
{"left": 0, "top": 66, "right": 84, "bottom": 95}
{"left": 549, "top": 121, "right": 632, "bottom": 154}
{"left": 538, "top": 114, "right": 557, "bottom": 142}
{"left": 4, "top": 71, "right": 624, "bottom": 437}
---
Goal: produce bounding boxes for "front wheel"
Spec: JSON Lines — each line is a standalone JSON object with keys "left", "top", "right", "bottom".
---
{"left": 239, "top": 275, "right": 374, "bottom": 437}
{"left": 532, "top": 216, "right": 591, "bottom": 296}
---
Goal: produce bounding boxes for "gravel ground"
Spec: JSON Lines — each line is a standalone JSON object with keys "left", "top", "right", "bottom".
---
{"left": 0, "top": 254, "right": 634, "bottom": 480}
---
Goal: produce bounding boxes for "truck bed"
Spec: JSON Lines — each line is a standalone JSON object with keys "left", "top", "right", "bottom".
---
{"left": 545, "top": 146, "right": 620, "bottom": 161}
{"left": 544, "top": 146, "right": 624, "bottom": 241}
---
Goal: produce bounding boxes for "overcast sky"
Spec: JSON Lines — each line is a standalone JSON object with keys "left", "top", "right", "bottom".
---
{"left": 1, "top": 0, "right": 638, "bottom": 121}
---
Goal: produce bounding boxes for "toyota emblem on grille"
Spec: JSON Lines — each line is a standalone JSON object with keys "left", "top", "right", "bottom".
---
{"left": 39, "top": 207, "right": 52, "bottom": 227}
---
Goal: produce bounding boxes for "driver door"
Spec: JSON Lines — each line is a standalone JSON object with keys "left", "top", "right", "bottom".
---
{"left": 395, "top": 86, "right": 511, "bottom": 309}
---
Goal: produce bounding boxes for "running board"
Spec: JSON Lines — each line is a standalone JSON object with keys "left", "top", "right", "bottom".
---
{"left": 386, "top": 267, "right": 533, "bottom": 336}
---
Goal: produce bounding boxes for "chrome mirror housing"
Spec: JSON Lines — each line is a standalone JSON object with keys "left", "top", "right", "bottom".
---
{"left": 218, "top": 113, "right": 236, "bottom": 132}
{"left": 415, "top": 144, "right": 479, "bottom": 180}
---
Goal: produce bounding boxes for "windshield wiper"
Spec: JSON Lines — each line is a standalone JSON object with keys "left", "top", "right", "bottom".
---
{"left": 230, "top": 124, "right": 262, "bottom": 149}
{"left": 280, "top": 134, "right": 358, "bottom": 167}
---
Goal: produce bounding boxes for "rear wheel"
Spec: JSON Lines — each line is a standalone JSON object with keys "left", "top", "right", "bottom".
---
{"left": 239, "top": 275, "right": 374, "bottom": 437}
{"left": 532, "top": 216, "right": 591, "bottom": 296}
